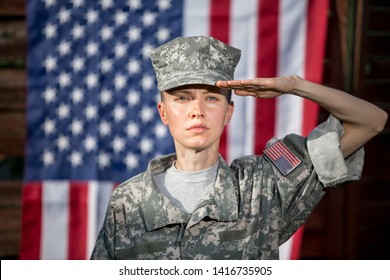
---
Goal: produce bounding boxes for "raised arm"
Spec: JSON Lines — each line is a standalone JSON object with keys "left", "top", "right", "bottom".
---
{"left": 217, "top": 75, "right": 388, "bottom": 158}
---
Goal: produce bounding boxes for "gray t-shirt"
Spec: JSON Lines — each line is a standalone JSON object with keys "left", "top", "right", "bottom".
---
{"left": 153, "top": 161, "right": 218, "bottom": 213}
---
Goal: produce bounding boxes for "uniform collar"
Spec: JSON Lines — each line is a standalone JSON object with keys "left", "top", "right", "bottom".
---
{"left": 140, "top": 154, "right": 239, "bottom": 232}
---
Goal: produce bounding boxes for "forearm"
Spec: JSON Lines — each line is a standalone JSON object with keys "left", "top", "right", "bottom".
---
{"left": 290, "top": 76, "right": 388, "bottom": 157}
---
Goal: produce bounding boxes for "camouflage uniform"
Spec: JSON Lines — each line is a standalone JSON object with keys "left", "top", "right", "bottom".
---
{"left": 90, "top": 116, "right": 364, "bottom": 260}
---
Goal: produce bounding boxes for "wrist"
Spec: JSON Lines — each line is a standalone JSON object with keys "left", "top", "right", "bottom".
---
{"left": 290, "top": 75, "right": 303, "bottom": 92}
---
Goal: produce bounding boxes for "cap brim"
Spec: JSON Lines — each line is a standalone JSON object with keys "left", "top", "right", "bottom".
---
{"left": 158, "top": 70, "right": 232, "bottom": 91}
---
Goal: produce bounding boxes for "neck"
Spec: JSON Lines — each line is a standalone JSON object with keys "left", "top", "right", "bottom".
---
{"left": 174, "top": 146, "right": 219, "bottom": 172}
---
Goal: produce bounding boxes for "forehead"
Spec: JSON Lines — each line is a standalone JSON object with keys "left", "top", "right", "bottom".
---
{"left": 165, "top": 84, "right": 228, "bottom": 95}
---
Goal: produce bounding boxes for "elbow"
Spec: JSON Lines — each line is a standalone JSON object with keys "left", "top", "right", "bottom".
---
{"left": 374, "top": 109, "right": 388, "bottom": 134}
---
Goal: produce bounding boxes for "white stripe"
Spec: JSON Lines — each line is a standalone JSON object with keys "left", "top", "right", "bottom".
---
{"left": 96, "top": 182, "right": 114, "bottom": 235}
{"left": 183, "top": 0, "right": 210, "bottom": 36}
{"left": 228, "top": 0, "right": 259, "bottom": 161}
{"left": 41, "top": 181, "right": 69, "bottom": 260}
{"left": 86, "top": 181, "right": 114, "bottom": 258}
{"left": 276, "top": 0, "right": 308, "bottom": 138}
{"left": 277, "top": 0, "right": 308, "bottom": 260}
{"left": 86, "top": 181, "right": 98, "bottom": 258}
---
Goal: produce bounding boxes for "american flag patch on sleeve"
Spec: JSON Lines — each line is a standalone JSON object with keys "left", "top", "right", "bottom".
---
{"left": 263, "top": 140, "right": 301, "bottom": 176}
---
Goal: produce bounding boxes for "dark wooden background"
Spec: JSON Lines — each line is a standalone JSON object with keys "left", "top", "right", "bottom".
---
{"left": 0, "top": 0, "right": 389, "bottom": 259}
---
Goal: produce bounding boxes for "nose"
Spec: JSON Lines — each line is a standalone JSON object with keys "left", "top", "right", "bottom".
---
{"left": 190, "top": 100, "right": 204, "bottom": 119}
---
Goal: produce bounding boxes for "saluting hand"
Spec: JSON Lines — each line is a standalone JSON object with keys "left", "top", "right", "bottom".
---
{"left": 216, "top": 76, "right": 297, "bottom": 98}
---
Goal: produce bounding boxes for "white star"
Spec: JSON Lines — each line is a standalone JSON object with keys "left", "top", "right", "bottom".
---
{"left": 69, "top": 151, "right": 82, "bottom": 167}
{"left": 43, "top": 23, "right": 57, "bottom": 39}
{"left": 127, "top": 90, "right": 140, "bottom": 106}
{"left": 58, "top": 72, "right": 71, "bottom": 88}
{"left": 57, "top": 134, "right": 70, "bottom": 151}
{"left": 57, "top": 103, "right": 70, "bottom": 119}
{"left": 86, "top": 41, "right": 98, "bottom": 56}
{"left": 98, "top": 151, "right": 110, "bottom": 169}
{"left": 99, "top": 120, "right": 111, "bottom": 137}
{"left": 71, "top": 0, "right": 84, "bottom": 8}
{"left": 43, "top": 87, "right": 56, "bottom": 103}
{"left": 42, "top": 150, "right": 54, "bottom": 166}
{"left": 157, "top": 0, "right": 172, "bottom": 11}
{"left": 85, "top": 104, "right": 97, "bottom": 120}
{"left": 139, "top": 137, "right": 153, "bottom": 154}
{"left": 58, "top": 8, "right": 71, "bottom": 24}
{"left": 127, "top": 26, "right": 141, "bottom": 42}
{"left": 114, "top": 73, "right": 126, "bottom": 90}
{"left": 140, "top": 106, "right": 154, "bottom": 123}
{"left": 114, "top": 10, "right": 128, "bottom": 26}
{"left": 98, "top": 152, "right": 110, "bottom": 169}
{"left": 126, "top": 122, "right": 139, "bottom": 138}
{"left": 128, "top": 0, "right": 142, "bottom": 10}
{"left": 124, "top": 152, "right": 139, "bottom": 170}
{"left": 100, "top": 25, "right": 113, "bottom": 41}
{"left": 71, "top": 56, "right": 85, "bottom": 72}
{"left": 43, "top": 0, "right": 56, "bottom": 8}
{"left": 113, "top": 105, "right": 126, "bottom": 122}
{"left": 84, "top": 135, "right": 97, "bottom": 152}
{"left": 43, "top": 55, "right": 57, "bottom": 72}
{"left": 155, "top": 123, "right": 168, "bottom": 138}
{"left": 100, "top": 89, "right": 112, "bottom": 105}
{"left": 142, "top": 11, "right": 156, "bottom": 27}
{"left": 71, "top": 23, "right": 85, "bottom": 40}
{"left": 70, "top": 119, "right": 83, "bottom": 136}
{"left": 127, "top": 58, "right": 140, "bottom": 74}
{"left": 100, "top": 0, "right": 114, "bottom": 10}
{"left": 156, "top": 27, "right": 170, "bottom": 42}
{"left": 58, "top": 40, "right": 71, "bottom": 56}
{"left": 142, "top": 43, "right": 154, "bottom": 59}
{"left": 141, "top": 74, "right": 154, "bottom": 91}
{"left": 71, "top": 87, "right": 84, "bottom": 103}
{"left": 85, "top": 72, "right": 98, "bottom": 89}
{"left": 100, "top": 57, "right": 113, "bottom": 73}
{"left": 112, "top": 136, "right": 125, "bottom": 153}
{"left": 114, "top": 43, "right": 127, "bottom": 58}
{"left": 43, "top": 118, "right": 56, "bottom": 135}
{"left": 86, "top": 9, "right": 98, "bottom": 24}
{"left": 154, "top": 93, "right": 161, "bottom": 103}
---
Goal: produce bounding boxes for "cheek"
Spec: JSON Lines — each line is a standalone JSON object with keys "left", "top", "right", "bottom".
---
{"left": 164, "top": 106, "right": 186, "bottom": 125}
{"left": 212, "top": 108, "right": 230, "bottom": 126}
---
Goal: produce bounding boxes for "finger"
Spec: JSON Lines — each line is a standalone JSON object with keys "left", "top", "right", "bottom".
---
{"left": 217, "top": 80, "right": 245, "bottom": 87}
{"left": 233, "top": 90, "right": 258, "bottom": 97}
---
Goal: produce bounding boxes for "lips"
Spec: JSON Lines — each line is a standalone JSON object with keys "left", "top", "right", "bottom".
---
{"left": 186, "top": 123, "right": 208, "bottom": 133}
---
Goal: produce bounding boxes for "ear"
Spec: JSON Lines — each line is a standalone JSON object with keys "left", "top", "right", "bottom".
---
{"left": 224, "top": 101, "right": 234, "bottom": 126}
{"left": 157, "top": 102, "right": 169, "bottom": 125}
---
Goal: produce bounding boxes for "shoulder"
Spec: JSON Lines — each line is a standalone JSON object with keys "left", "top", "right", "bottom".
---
{"left": 108, "top": 172, "right": 147, "bottom": 210}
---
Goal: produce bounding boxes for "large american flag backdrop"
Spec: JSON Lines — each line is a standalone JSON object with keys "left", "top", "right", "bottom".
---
{"left": 21, "top": 0, "right": 329, "bottom": 259}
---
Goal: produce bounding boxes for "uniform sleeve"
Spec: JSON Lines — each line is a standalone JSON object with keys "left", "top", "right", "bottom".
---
{"left": 263, "top": 115, "right": 365, "bottom": 244}
{"left": 307, "top": 115, "right": 364, "bottom": 187}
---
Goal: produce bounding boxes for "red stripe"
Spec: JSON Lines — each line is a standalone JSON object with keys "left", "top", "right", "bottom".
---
{"left": 20, "top": 182, "right": 42, "bottom": 259}
{"left": 276, "top": 142, "right": 300, "bottom": 166}
{"left": 290, "top": 226, "right": 304, "bottom": 259}
{"left": 209, "top": 0, "right": 231, "bottom": 160}
{"left": 68, "top": 181, "right": 89, "bottom": 259}
{"left": 266, "top": 142, "right": 300, "bottom": 167}
{"left": 266, "top": 147, "right": 279, "bottom": 161}
{"left": 302, "top": 0, "right": 330, "bottom": 136}
{"left": 273, "top": 144, "right": 295, "bottom": 165}
{"left": 255, "top": 0, "right": 279, "bottom": 154}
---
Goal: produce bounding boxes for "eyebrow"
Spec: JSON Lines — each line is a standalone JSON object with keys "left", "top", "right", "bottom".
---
{"left": 169, "top": 89, "right": 225, "bottom": 95}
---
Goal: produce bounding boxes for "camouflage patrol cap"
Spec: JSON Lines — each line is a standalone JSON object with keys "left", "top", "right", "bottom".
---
{"left": 149, "top": 36, "right": 241, "bottom": 91}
